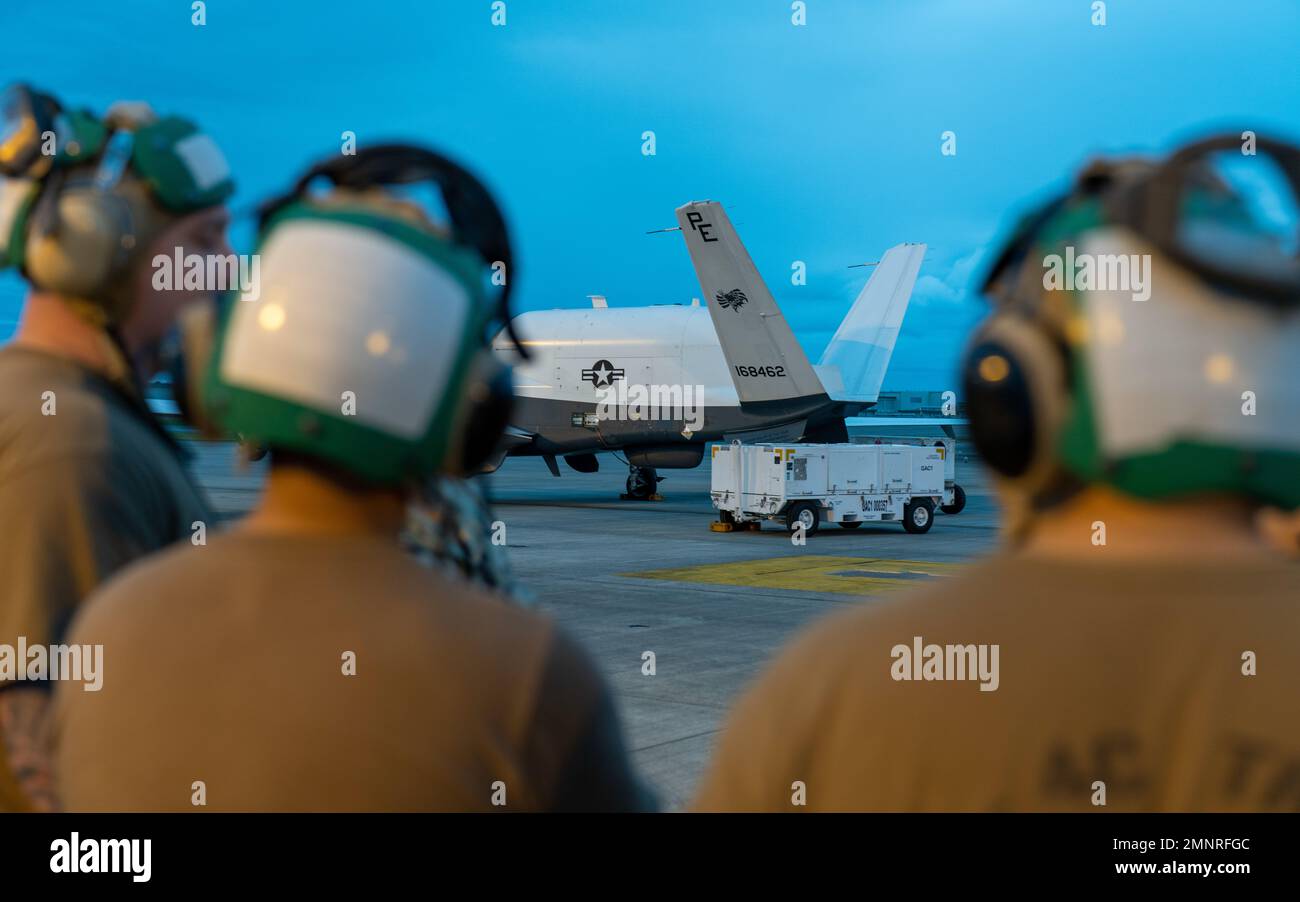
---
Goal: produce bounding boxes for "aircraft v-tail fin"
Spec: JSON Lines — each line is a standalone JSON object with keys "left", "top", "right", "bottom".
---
{"left": 675, "top": 200, "right": 825, "bottom": 406}
{"left": 816, "top": 242, "right": 926, "bottom": 403}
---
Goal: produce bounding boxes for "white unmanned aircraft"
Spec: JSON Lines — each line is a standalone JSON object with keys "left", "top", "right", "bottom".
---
{"left": 491, "top": 200, "right": 928, "bottom": 499}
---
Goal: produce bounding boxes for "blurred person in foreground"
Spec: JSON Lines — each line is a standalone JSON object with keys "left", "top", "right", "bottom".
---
{"left": 695, "top": 133, "right": 1300, "bottom": 812}
{"left": 0, "top": 85, "right": 232, "bottom": 811}
{"left": 53, "top": 145, "right": 652, "bottom": 811}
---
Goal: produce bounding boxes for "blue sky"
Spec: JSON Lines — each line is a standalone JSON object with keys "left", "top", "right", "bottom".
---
{"left": 2, "top": 0, "right": 1297, "bottom": 390}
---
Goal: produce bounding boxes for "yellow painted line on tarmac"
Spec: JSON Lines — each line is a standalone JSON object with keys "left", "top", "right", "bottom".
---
{"left": 620, "top": 556, "right": 960, "bottom": 596}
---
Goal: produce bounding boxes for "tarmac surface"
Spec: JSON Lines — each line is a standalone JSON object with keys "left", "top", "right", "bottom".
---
{"left": 189, "top": 442, "right": 1002, "bottom": 809}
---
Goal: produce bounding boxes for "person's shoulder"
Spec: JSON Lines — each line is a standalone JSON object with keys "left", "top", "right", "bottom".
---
{"left": 397, "top": 556, "right": 558, "bottom": 649}
{"left": 84, "top": 532, "right": 205, "bottom": 597}
{"left": 781, "top": 555, "right": 1015, "bottom": 658}
{"left": 0, "top": 348, "right": 180, "bottom": 488}
{"left": 0, "top": 350, "right": 110, "bottom": 460}
{"left": 715, "top": 554, "right": 1024, "bottom": 730}
{"left": 765, "top": 549, "right": 1300, "bottom": 685}
{"left": 259, "top": 533, "right": 561, "bottom": 660}
{"left": 334, "top": 542, "right": 575, "bottom": 703}
{"left": 70, "top": 538, "right": 206, "bottom": 635}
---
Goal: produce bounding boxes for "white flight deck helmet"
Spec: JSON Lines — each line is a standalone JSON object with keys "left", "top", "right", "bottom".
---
{"left": 204, "top": 145, "right": 523, "bottom": 485}
{"left": 962, "top": 133, "right": 1300, "bottom": 525}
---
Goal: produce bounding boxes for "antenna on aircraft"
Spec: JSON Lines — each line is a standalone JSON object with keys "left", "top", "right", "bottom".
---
{"left": 588, "top": 295, "right": 608, "bottom": 308}
{"left": 850, "top": 245, "right": 931, "bottom": 268}
{"left": 646, "top": 222, "right": 745, "bottom": 233}
{"left": 648, "top": 206, "right": 740, "bottom": 234}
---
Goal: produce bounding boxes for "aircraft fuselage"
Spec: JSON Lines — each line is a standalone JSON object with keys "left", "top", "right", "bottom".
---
{"left": 494, "top": 305, "right": 859, "bottom": 464}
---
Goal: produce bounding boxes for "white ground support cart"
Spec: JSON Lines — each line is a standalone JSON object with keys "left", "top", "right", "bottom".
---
{"left": 709, "top": 441, "right": 948, "bottom": 536}
{"left": 853, "top": 435, "right": 967, "bottom": 515}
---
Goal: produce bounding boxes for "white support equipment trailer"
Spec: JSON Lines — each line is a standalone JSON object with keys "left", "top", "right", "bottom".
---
{"left": 853, "top": 435, "right": 967, "bottom": 515}
{"left": 710, "top": 441, "right": 950, "bottom": 536}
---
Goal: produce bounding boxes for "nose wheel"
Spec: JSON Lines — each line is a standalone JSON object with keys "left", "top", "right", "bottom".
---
{"left": 622, "top": 465, "right": 663, "bottom": 501}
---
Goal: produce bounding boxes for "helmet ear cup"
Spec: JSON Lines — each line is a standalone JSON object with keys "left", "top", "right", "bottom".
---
{"left": 449, "top": 351, "right": 514, "bottom": 476}
{"left": 24, "top": 185, "right": 134, "bottom": 298}
{"left": 961, "top": 315, "right": 1070, "bottom": 498}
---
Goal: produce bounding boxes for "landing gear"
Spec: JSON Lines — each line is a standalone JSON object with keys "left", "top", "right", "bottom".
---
{"left": 623, "top": 465, "right": 663, "bottom": 501}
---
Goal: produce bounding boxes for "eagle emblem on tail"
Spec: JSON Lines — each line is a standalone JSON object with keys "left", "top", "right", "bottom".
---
{"left": 715, "top": 288, "right": 748, "bottom": 312}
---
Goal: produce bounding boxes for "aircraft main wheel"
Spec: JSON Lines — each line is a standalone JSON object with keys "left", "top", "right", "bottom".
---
{"left": 840, "top": 521, "right": 863, "bottom": 529}
{"left": 903, "top": 499, "right": 935, "bottom": 534}
{"left": 786, "top": 502, "right": 820, "bottom": 537}
{"left": 625, "top": 466, "right": 658, "bottom": 500}
{"left": 941, "top": 484, "right": 967, "bottom": 515}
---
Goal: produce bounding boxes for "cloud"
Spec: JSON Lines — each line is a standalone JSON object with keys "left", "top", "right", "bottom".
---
{"left": 912, "top": 274, "right": 960, "bottom": 306}
{"left": 911, "top": 246, "right": 989, "bottom": 309}
{"left": 883, "top": 244, "right": 994, "bottom": 390}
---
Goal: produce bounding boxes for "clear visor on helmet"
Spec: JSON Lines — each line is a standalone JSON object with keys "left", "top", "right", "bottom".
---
{"left": 1171, "top": 144, "right": 1300, "bottom": 304}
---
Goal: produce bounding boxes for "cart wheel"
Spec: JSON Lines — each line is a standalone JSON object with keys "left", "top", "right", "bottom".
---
{"left": 902, "top": 499, "right": 935, "bottom": 534}
{"left": 940, "top": 484, "right": 967, "bottom": 515}
{"left": 786, "top": 502, "right": 820, "bottom": 537}
{"left": 840, "top": 521, "right": 863, "bottom": 529}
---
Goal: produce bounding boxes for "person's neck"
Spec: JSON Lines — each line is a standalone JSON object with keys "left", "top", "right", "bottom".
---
{"left": 239, "top": 464, "right": 407, "bottom": 539}
{"left": 1020, "top": 485, "right": 1268, "bottom": 561}
{"left": 10, "top": 291, "right": 140, "bottom": 383}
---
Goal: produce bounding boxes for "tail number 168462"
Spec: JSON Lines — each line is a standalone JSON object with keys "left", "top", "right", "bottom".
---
{"left": 734, "top": 365, "right": 786, "bottom": 378}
